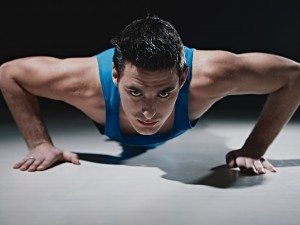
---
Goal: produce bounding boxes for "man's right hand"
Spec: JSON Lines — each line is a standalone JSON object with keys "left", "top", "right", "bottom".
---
{"left": 13, "top": 143, "right": 80, "bottom": 172}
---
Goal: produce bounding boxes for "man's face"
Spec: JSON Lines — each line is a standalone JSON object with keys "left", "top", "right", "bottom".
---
{"left": 112, "top": 62, "right": 187, "bottom": 135}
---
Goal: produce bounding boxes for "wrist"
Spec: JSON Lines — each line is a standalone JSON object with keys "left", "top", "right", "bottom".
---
{"left": 240, "top": 145, "right": 266, "bottom": 159}
{"left": 29, "top": 141, "right": 54, "bottom": 151}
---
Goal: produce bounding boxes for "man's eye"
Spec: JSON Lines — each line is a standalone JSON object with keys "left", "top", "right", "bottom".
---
{"left": 130, "top": 90, "right": 142, "bottom": 97}
{"left": 158, "top": 92, "right": 170, "bottom": 98}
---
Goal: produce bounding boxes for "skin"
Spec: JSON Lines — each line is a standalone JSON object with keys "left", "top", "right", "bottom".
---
{"left": 0, "top": 48, "right": 299, "bottom": 175}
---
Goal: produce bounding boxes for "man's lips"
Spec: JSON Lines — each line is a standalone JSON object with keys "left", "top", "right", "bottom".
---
{"left": 137, "top": 119, "right": 158, "bottom": 125}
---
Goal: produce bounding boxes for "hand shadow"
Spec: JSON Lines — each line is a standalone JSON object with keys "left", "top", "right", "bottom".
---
{"left": 48, "top": 143, "right": 151, "bottom": 169}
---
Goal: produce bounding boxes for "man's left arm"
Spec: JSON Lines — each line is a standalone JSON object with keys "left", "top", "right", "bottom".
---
{"left": 223, "top": 52, "right": 300, "bottom": 174}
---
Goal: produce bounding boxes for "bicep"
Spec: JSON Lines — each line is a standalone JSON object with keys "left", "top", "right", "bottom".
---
{"left": 230, "top": 52, "right": 300, "bottom": 95}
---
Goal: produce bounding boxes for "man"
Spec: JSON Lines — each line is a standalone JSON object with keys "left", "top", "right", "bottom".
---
{"left": 0, "top": 16, "right": 299, "bottom": 175}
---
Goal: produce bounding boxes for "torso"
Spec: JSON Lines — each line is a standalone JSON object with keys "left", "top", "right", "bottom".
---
{"left": 68, "top": 49, "right": 224, "bottom": 136}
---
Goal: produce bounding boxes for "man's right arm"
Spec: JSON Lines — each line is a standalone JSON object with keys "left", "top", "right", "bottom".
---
{"left": 0, "top": 56, "right": 85, "bottom": 171}
{"left": 0, "top": 57, "right": 62, "bottom": 149}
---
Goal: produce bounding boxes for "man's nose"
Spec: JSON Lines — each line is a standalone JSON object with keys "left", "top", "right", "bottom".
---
{"left": 142, "top": 100, "right": 156, "bottom": 120}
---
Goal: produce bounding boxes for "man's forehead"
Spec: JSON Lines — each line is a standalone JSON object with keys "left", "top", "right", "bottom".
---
{"left": 122, "top": 62, "right": 178, "bottom": 86}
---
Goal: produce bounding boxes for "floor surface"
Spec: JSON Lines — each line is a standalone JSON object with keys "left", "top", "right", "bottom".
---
{"left": 0, "top": 111, "right": 299, "bottom": 225}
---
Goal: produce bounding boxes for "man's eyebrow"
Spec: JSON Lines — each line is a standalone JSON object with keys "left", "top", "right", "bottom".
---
{"left": 125, "top": 85, "right": 177, "bottom": 92}
{"left": 160, "top": 86, "right": 177, "bottom": 92}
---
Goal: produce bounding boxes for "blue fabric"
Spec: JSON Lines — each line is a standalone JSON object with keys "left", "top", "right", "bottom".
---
{"left": 92, "top": 46, "right": 199, "bottom": 148}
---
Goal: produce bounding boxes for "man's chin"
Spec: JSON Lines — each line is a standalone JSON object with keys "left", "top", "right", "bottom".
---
{"left": 136, "top": 130, "right": 158, "bottom": 135}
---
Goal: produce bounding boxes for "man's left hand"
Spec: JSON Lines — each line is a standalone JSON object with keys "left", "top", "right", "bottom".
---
{"left": 225, "top": 149, "right": 277, "bottom": 175}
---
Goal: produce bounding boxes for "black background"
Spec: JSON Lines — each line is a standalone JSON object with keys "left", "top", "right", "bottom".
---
{"left": 1, "top": 0, "right": 299, "bottom": 122}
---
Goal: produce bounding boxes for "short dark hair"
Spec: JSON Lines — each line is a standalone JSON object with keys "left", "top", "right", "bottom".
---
{"left": 110, "top": 15, "right": 187, "bottom": 80}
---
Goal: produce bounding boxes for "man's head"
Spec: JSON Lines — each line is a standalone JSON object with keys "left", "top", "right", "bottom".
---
{"left": 111, "top": 16, "right": 188, "bottom": 135}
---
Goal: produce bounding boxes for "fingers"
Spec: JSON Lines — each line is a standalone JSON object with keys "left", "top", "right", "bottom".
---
{"left": 234, "top": 157, "right": 257, "bottom": 175}
{"left": 225, "top": 149, "right": 277, "bottom": 175}
{"left": 28, "top": 159, "right": 45, "bottom": 172}
{"left": 13, "top": 156, "right": 45, "bottom": 172}
{"left": 261, "top": 158, "right": 277, "bottom": 172}
{"left": 254, "top": 160, "right": 266, "bottom": 174}
{"left": 245, "top": 158, "right": 259, "bottom": 175}
{"left": 62, "top": 151, "right": 80, "bottom": 165}
{"left": 13, "top": 150, "right": 80, "bottom": 173}
{"left": 13, "top": 154, "right": 51, "bottom": 172}
{"left": 36, "top": 158, "right": 55, "bottom": 171}
{"left": 237, "top": 157, "right": 277, "bottom": 175}
{"left": 13, "top": 158, "right": 29, "bottom": 169}
{"left": 19, "top": 158, "right": 36, "bottom": 171}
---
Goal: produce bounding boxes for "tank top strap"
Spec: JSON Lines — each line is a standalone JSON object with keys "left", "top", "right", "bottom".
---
{"left": 171, "top": 46, "right": 195, "bottom": 135}
{"left": 182, "top": 46, "right": 194, "bottom": 93}
{"left": 96, "top": 48, "right": 120, "bottom": 140}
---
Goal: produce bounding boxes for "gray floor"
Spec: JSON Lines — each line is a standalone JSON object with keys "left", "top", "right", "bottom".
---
{"left": 1, "top": 110, "right": 300, "bottom": 225}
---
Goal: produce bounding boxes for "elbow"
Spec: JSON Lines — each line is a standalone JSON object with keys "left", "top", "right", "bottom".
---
{"left": 284, "top": 64, "right": 300, "bottom": 89}
{"left": 291, "top": 65, "right": 300, "bottom": 90}
{"left": 0, "top": 62, "right": 16, "bottom": 89}
{"left": 295, "top": 68, "right": 300, "bottom": 102}
{"left": 0, "top": 63, "right": 9, "bottom": 88}
{"left": 287, "top": 65, "right": 300, "bottom": 101}
{"left": 296, "top": 66, "right": 300, "bottom": 87}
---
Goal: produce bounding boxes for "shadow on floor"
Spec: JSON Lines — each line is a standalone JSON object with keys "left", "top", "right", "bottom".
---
{"left": 75, "top": 151, "right": 300, "bottom": 189}
{"left": 62, "top": 128, "right": 300, "bottom": 189}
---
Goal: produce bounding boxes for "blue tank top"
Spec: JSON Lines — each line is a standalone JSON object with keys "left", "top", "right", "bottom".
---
{"left": 92, "top": 46, "right": 199, "bottom": 148}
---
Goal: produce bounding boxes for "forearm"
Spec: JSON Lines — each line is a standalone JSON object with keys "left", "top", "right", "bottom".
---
{"left": 0, "top": 75, "right": 53, "bottom": 150}
{"left": 242, "top": 81, "right": 300, "bottom": 158}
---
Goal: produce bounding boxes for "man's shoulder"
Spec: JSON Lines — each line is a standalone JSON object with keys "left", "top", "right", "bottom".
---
{"left": 190, "top": 49, "right": 240, "bottom": 98}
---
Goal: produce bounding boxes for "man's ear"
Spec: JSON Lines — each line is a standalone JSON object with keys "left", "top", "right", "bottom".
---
{"left": 179, "top": 68, "right": 188, "bottom": 89}
{"left": 112, "top": 63, "right": 119, "bottom": 87}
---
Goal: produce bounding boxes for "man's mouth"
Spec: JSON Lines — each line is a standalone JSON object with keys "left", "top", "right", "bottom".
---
{"left": 137, "top": 119, "right": 158, "bottom": 126}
